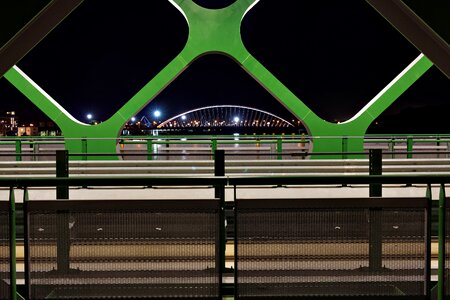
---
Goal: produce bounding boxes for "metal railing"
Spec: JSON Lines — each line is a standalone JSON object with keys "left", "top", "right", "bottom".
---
{"left": 2, "top": 134, "right": 450, "bottom": 161}
{"left": 2, "top": 174, "right": 450, "bottom": 299}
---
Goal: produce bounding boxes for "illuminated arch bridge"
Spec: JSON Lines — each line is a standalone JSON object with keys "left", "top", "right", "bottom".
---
{"left": 157, "top": 105, "right": 298, "bottom": 129}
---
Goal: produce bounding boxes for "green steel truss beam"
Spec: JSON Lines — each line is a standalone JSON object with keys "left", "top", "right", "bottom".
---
{"left": 366, "top": 0, "right": 450, "bottom": 79}
{"left": 3, "top": 0, "right": 433, "bottom": 159}
{"left": 0, "top": 0, "right": 84, "bottom": 78}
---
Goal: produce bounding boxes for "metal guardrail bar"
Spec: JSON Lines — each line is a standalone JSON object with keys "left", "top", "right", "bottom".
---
{"left": 3, "top": 135, "right": 450, "bottom": 161}
{"left": 228, "top": 174, "right": 450, "bottom": 186}
{"left": 2, "top": 174, "right": 450, "bottom": 299}
{"left": 1, "top": 174, "right": 450, "bottom": 187}
{"left": 0, "top": 176, "right": 228, "bottom": 187}
{"left": 1, "top": 150, "right": 450, "bottom": 158}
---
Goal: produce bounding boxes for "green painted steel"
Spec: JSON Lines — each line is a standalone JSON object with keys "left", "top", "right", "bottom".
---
{"left": 438, "top": 184, "right": 445, "bottom": 300}
{"left": 211, "top": 138, "right": 218, "bottom": 155}
{"left": 276, "top": 137, "right": 282, "bottom": 160}
{"left": 8, "top": 187, "right": 16, "bottom": 300}
{"left": 3, "top": 0, "right": 434, "bottom": 159}
{"left": 407, "top": 136, "right": 413, "bottom": 158}
{"left": 14, "top": 140, "right": 21, "bottom": 161}
{"left": 146, "top": 139, "right": 153, "bottom": 160}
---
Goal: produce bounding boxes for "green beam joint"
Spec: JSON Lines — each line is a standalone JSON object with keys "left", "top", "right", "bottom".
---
{"left": 2, "top": 0, "right": 434, "bottom": 159}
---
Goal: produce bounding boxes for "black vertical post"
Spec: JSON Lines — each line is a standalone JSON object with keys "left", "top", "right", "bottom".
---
{"left": 56, "top": 150, "right": 69, "bottom": 199}
{"left": 368, "top": 208, "right": 382, "bottom": 270}
{"left": 55, "top": 150, "right": 70, "bottom": 273}
{"left": 369, "top": 149, "right": 382, "bottom": 270}
{"left": 369, "top": 149, "right": 382, "bottom": 197}
{"left": 214, "top": 150, "right": 226, "bottom": 285}
{"left": 214, "top": 150, "right": 225, "bottom": 199}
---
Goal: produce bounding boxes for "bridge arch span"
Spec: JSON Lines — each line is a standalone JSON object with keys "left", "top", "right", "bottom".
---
{"left": 157, "top": 105, "right": 297, "bottom": 129}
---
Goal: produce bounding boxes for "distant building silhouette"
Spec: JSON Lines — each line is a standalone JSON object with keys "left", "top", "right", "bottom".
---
{"left": 0, "top": 110, "right": 17, "bottom": 136}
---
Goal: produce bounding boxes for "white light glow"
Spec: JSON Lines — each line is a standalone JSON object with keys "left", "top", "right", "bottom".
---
{"left": 12, "top": 66, "right": 85, "bottom": 125}
{"left": 343, "top": 53, "right": 426, "bottom": 124}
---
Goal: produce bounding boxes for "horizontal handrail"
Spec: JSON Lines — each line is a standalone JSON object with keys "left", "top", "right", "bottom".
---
{"left": 228, "top": 174, "right": 450, "bottom": 185}
{"left": 0, "top": 174, "right": 449, "bottom": 188}
{"left": 0, "top": 176, "right": 228, "bottom": 187}
{"left": 3, "top": 134, "right": 450, "bottom": 162}
{"left": 0, "top": 150, "right": 449, "bottom": 157}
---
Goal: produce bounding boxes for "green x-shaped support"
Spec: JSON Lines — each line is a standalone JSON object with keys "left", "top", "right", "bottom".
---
{"left": 3, "top": 0, "right": 433, "bottom": 159}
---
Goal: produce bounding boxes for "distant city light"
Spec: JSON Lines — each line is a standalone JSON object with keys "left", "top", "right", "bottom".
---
{"left": 86, "top": 113, "right": 93, "bottom": 120}
{"left": 153, "top": 110, "right": 161, "bottom": 118}
{"left": 131, "top": 117, "right": 136, "bottom": 122}
{"left": 233, "top": 116, "right": 240, "bottom": 123}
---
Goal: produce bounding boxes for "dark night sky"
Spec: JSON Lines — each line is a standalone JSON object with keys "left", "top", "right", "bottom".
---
{"left": 0, "top": 0, "right": 448, "bottom": 132}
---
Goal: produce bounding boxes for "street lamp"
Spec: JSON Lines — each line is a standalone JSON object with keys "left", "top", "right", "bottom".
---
{"left": 86, "top": 113, "right": 93, "bottom": 121}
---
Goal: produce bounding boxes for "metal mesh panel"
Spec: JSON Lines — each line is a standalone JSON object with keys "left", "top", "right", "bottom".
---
{"left": 27, "top": 200, "right": 220, "bottom": 299}
{"left": 0, "top": 203, "right": 11, "bottom": 300}
{"left": 235, "top": 200, "right": 427, "bottom": 298}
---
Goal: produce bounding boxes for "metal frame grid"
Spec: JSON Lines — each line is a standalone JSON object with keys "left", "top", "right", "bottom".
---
{"left": 234, "top": 197, "right": 431, "bottom": 299}
{"left": 24, "top": 199, "right": 222, "bottom": 299}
